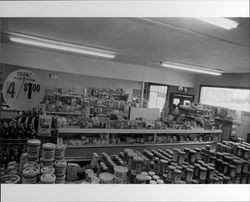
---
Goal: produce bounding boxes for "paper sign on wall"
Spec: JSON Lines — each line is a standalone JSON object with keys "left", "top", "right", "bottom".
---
{"left": 2, "top": 69, "right": 44, "bottom": 110}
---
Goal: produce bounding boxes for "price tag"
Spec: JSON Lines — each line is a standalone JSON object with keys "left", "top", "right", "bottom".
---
{"left": 2, "top": 69, "right": 44, "bottom": 110}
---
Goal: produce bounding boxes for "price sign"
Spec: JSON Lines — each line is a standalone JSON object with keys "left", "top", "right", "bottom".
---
{"left": 2, "top": 69, "right": 44, "bottom": 110}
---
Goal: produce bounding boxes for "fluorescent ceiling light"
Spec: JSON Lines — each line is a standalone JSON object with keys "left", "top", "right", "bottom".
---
{"left": 9, "top": 34, "right": 116, "bottom": 59}
{"left": 196, "top": 18, "right": 239, "bottom": 30}
{"left": 161, "top": 61, "right": 222, "bottom": 76}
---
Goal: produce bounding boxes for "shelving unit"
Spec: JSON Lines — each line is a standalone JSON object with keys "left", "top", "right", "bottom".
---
{"left": 46, "top": 111, "right": 82, "bottom": 116}
{"left": 57, "top": 128, "right": 222, "bottom": 159}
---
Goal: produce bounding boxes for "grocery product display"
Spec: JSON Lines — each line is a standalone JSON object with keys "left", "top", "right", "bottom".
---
{"left": 1, "top": 138, "right": 249, "bottom": 184}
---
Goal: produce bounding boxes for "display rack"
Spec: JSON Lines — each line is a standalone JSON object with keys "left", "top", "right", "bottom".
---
{"left": 57, "top": 128, "right": 222, "bottom": 159}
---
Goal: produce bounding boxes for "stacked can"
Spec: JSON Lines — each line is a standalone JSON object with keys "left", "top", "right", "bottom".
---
{"left": 99, "top": 172, "right": 114, "bottom": 184}
{"left": 41, "top": 143, "right": 56, "bottom": 167}
{"left": 55, "top": 145, "right": 66, "bottom": 160}
{"left": 40, "top": 173, "right": 56, "bottom": 184}
{"left": 19, "top": 153, "right": 28, "bottom": 174}
{"left": 55, "top": 160, "right": 67, "bottom": 183}
{"left": 113, "top": 166, "right": 128, "bottom": 184}
{"left": 27, "top": 139, "right": 41, "bottom": 162}
{"left": 22, "top": 167, "right": 40, "bottom": 184}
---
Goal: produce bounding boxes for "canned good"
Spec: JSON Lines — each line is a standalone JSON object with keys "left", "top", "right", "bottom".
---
{"left": 40, "top": 173, "right": 56, "bottom": 184}
{"left": 27, "top": 139, "right": 41, "bottom": 158}
{"left": 243, "top": 148, "right": 250, "bottom": 159}
{"left": 55, "top": 145, "right": 66, "bottom": 160}
{"left": 199, "top": 167, "right": 207, "bottom": 181}
{"left": 153, "top": 157, "right": 159, "bottom": 173}
{"left": 178, "top": 151, "right": 185, "bottom": 165}
{"left": 207, "top": 166, "right": 215, "bottom": 180}
{"left": 235, "top": 175, "right": 241, "bottom": 184}
{"left": 167, "top": 166, "right": 175, "bottom": 181}
{"left": 99, "top": 172, "right": 114, "bottom": 184}
{"left": 152, "top": 175, "right": 160, "bottom": 181}
{"left": 55, "top": 175, "right": 66, "bottom": 184}
{"left": 159, "top": 159, "right": 168, "bottom": 174}
{"left": 22, "top": 167, "right": 39, "bottom": 184}
{"left": 149, "top": 180, "right": 157, "bottom": 184}
{"left": 42, "top": 143, "right": 56, "bottom": 161}
{"left": 223, "top": 176, "right": 231, "bottom": 184}
{"left": 146, "top": 176, "right": 152, "bottom": 184}
{"left": 222, "top": 161, "right": 229, "bottom": 175}
{"left": 184, "top": 148, "right": 190, "bottom": 161}
{"left": 54, "top": 160, "right": 67, "bottom": 176}
{"left": 240, "top": 175, "right": 248, "bottom": 184}
{"left": 41, "top": 166, "right": 55, "bottom": 175}
{"left": 233, "top": 159, "right": 243, "bottom": 174}
{"left": 172, "top": 149, "right": 180, "bottom": 162}
{"left": 185, "top": 168, "right": 194, "bottom": 183}
{"left": 242, "top": 161, "right": 249, "bottom": 174}
{"left": 173, "top": 169, "right": 182, "bottom": 184}
{"left": 189, "top": 150, "right": 197, "bottom": 163}
{"left": 127, "top": 152, "right": 134, "bottom": 169}
{"left": 157, "top": 179, "right": 164, "bottom": 184}
{"left": 216, "top": 159, "right": 223, "bottom": 171}
{"left": 133, "top": 156, "right": 144, "bottom": 173}
{"left": 237, "top": 146, "right": 243, "bottom": 157}
{"left": 181, "top": 165, "right": 188, "bottom": 179}
{"left": 114, "top": 166, "right": 128, "bottom": 179}
{"left": 228, "top": 164, "right": 236, "bottom": 178}
{"left": 194, "top": 163, "right": 200, "bottom": 178}
{"left": 194, "top": 148, "right": 201, "bottom": 159}
{"left": 135, "top": 173, "right": 147, "bottom": 184}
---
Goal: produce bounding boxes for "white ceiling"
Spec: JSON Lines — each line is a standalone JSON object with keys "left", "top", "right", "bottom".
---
{"left": 1, "top": 18, "right": 249, "bottom": 73}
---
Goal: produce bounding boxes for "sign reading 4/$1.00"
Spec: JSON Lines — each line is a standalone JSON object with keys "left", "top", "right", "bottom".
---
{"left": 2, "top": 69, "right": 44, "bottom": 111}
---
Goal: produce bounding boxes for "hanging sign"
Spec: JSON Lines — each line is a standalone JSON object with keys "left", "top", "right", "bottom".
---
{"left": 2, "top": 69, "right": 44, "bottom": 110}
{"left": 38, "top": 115, "right": 52, "bottom": 137}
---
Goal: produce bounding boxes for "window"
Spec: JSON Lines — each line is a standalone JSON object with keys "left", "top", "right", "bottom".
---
{"left": 199, "top": 86, "right": 250, "bottom": 112}
{"left": 148, "top": 85, "right": 168, "bottom": 111}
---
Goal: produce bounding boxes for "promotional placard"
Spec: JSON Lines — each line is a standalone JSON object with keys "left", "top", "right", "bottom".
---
{"left": 2, "top": 69, "right": 44, "bottom": 110}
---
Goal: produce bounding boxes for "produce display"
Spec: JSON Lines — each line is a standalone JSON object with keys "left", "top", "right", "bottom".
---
{"left": 1, "top": 139, "right": 249, "bottom": 184}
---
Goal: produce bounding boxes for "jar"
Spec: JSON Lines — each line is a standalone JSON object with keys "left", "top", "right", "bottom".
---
{"left": 55, "top": 145, "right": 66, "bottom": 160}
{"left": 27, "top": 139, "right": 41, "bottom": 158}
{"left": 55, "top": 175, "right": 66, "bottom": 184}
{"left": 42, "top": 143, "right": 56, "bottom": 161}
{"left": 207, "top": 166, "right": 215, "bottom": 180}
{"left": 99, "top": 172, "right": 114, "bottom": 184}
{"left": 194, "top": 148, "right": 201, "bottom": 159}
{"left": 22, "top": 167, "right": 39, "bottom": 184}
{"left": 167, "top": 166, "right": 175, "bottom": 181}
{"left": 173, "top": 169, "right": 182, "bottom": 184}
{"left": 178, "top": 151, "right": 185, "bottom": 165}
{"left": 185, "top": 168, "right": 194, "bottom": 183}
{"left": 133, "top": 156, "right": 144, "bottom": 173}
{"left": 127, "top": 152, "right": 135, "bottom": 170}
{"left": 159, "top": 159, "right": 168, "bottom": 174}
{"left": 41, "top": 166, "right": 55, "bottom": 175}
{"left": 184, "top": 148, "right": 190, "bottom": 161}
{"left": 172, "top": 149, "right": 180, "bottom": 162}
{"left": 54, "top": 160, "right": 67, "bottom": 176}
{"left": 114, "top": 166, "right": 128, "bottom": 179}
{"left": 228, "top": 164, "right": 236, "bottom": 178}
{"left": 199, "top": 167, "right": 207, "bottom": 181}
{"left": 153, "top": 157, "right": 160, "bottom": 174}
{"left": 189, "top": 150, "right": 197, "bottom": 163}
{"left": 40, "top": 173, "right": 56, "bottom": 184}
{"left": 216, "top": 143, "right": 222, "bottom": 152}
{"left": 216, "top": 159, "right": 223, "bottom": 172}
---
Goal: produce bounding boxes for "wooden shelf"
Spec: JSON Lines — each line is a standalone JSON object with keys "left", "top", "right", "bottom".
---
{"left": 58, "top": 128, "right": 222, "bottom": 134}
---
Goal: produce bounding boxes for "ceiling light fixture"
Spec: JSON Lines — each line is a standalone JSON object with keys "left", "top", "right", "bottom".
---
{"left": 9, "top": 34, "right": 116, "bottom": 59}
{"left": 161, "top": 61, "right": 223, "bottom": 76}
{"left": 195, "top": 18, "right": 239, "bottom": 30}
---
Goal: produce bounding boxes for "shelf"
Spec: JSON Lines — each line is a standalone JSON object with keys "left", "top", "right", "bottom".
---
{"left": 65, "top": 141, "right": 217, "bottom": 149}
{"left": 58, "top": 128, "right": 222, "bottom": 134}
{"left": 46, "top": 111, "right": 82, "bottom": 116}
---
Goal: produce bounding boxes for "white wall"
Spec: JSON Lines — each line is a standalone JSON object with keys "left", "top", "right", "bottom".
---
{"left": 0, "top": 43, "right": 197, "bottom": 88}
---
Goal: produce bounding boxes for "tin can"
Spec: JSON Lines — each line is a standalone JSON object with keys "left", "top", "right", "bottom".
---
{"left": 243, "top": 148, "right": 250, "bottom": 160}
{"left": 55, "top": 175, "right": 66, "bottom": 184}
{"left": 172, "top": 149, "right": 180, "bottom": 162}
{"left": 159, "top": 159, "right": 168, "bottom": 174}
{"left": 181, "top": 165, "right": 188, "bottom": 179}
{"left": 55, "top": 145, "right": 66, "bottom": 160}
{"left": 99, "top": 172, "right": 114, "bottom": 184}
{"left": 189, "top": 150, "right": 197, "bottom": 163}
{"left": 240, "top": 175, "right": 247, "bottom": 184}
{"left": 41, "top": 166, "right": 55, "bottom": 175}
{"left": 242, "top": 161, "right": 249, "bottom": 174}
{"left": 237, "top": 146, "right": 243, "bottom": 157}
{"left": 207, "top": 166, "right": 215, "bottom": 180}
{"left": 54, "top": 160, "right": 67, "bottom": 176}
{"left": 173, "top": 169, "right": 182, "bottom": 184}
{"left": 233, "top": 159, "right": 243, "bottom": 174}
{"left": 167, "top": 166, "right": 175, "bottom": 181}
{"left": 114, "top": 166, "right": 128, "bottom": 179}
{"left": 228, "top": 164, "right": 236, "bottom": 178}
{"left": 178, "top": 151, "right": 186, "bottom": 165}
{"left": 199, "top": 167, "right": 207, "bottom": 181}
{"left": 27, "top": 139, "right": 41, "bottom": 158}
{"left": 22, "top": 167, "right": 39, "bottom": 184}
{"left": 184, "top": 148, "right": 190, "bottom": 161}
{"left": 135, "top": 173, "right": 147, "bottom": 184}
{"left": 235, "top": 175, "right": 241, "bottom": 184}
{"left": 185, "top": 168, "right": 194, "bottom": 183}
{"left": 42, "top": 143, "right": 56, "bottom": 161}
{"left": 222, "top": 161, "right": 229, "bottom": 175}
{"left": 149, "top": 180, "right": 157, "bottom": 184}
{"left": 40, "top": 173, "right": 56, "bottom": 184}
{"left": 194, "top": 163, "right": 200, "bottom": 178}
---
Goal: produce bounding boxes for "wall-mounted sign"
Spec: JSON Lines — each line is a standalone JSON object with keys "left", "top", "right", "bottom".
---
{"left": 2, "top": 69, "right": 44, "bottom": 110}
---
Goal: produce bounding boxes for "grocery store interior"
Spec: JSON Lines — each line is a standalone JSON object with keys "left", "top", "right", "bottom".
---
{"left": 0, "top": 18, "right": 250, "bottom": 185}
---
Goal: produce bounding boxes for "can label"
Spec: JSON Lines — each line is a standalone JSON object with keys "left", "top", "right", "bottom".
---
{"left": 199, "top": 170, "right": 206, "bottom": 181}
